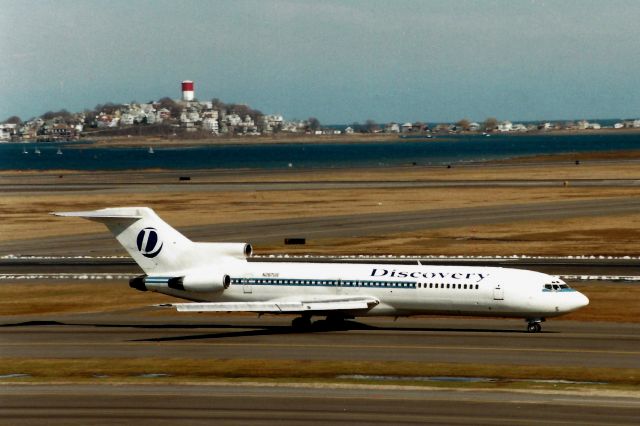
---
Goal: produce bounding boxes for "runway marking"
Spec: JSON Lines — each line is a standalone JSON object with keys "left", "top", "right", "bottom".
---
{"left": 1, "top": 387, "right": 638, "bottom": 410}
{"left": 2, "top": 342, "right": 639, "bottom": 356}
{"left": 0, "top": 274, "right": 136, "bottom": 280}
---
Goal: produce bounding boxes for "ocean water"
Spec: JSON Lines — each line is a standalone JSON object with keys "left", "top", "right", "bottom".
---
{"left": 1, "top": 133, "right": 640, "bottom": 171}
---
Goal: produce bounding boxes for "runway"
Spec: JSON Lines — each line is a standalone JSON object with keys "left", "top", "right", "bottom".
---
{"left": 3, "top": 255, "right": 640, "bottom": 277}
{"left": 1, "top": 315, "right": 639, "bottom": 425}
{"left": 4, "top": 196, "right": 640, "bottom": 256}
{"left": 2, "top": 315, "right": 639, "bottom": 368}
{"left": 2, "top": 383, "right": 639, "bottom": 425}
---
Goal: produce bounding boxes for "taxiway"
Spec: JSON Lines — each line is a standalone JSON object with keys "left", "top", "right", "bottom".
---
{"left": 2, "top": 315, "right": 638, "bottom": 368}
{"left": 2, "top": 382, "right": 639, "bottom": 425}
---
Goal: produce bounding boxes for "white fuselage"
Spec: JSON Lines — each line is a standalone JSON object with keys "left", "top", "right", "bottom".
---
{"left": 54, "top": 207, "right": 590, "bottom": 329}
{"left": 151, "top": 260, "right": 589, "bottom": 319}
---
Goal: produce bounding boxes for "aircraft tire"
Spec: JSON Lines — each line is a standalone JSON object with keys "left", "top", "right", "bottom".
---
{"left": 527, "top": 322, "right": 541, "bottom": 333}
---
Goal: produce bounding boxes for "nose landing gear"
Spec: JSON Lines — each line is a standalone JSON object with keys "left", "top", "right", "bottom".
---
{"left": 526, "top": 318, "right": 544, "bottom": 333}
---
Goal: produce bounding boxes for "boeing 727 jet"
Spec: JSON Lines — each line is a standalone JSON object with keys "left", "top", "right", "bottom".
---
{"left": 54, "top": 207, "right": 589, "bottom": 332}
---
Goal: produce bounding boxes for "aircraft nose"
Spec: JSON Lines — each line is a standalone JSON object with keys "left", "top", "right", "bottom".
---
{"left": 572, "top": 292, "right": 589, "bottom": 310}
{"left": 577, "top": 292, "right": 589, "bottom": 308}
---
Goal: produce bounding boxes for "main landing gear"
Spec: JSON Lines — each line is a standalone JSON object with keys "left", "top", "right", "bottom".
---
{"left": 526, "top": 318, "right": 544, "bottom": 333}
{"left": 291, "top": 314, "right": 348, "bottom": 331}
{"left": 291, "top": 315, "right": 312, "bottom": 331}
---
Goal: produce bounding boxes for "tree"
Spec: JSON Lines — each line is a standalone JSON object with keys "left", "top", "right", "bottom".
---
{"left": 40, "top": 111, "right": 55, "bottom": 120}
{"left": 364, "top": 119, "right": 379, "bottom": 133}
{"left": 157, "top": 97, "right": 173, "bottom": 108}
{"left": 94, "top": 103, "right": 124, "bottom": 115}
{"left": 307, "top": 117, "right": 320, "bottom": 131}
{"left": 41, "top": 109, "right": 72, "bottom": 122}
{"left": 456, "top": 118, "right": 471, "bottom": 131}
{"left": 211, "top": 98, "right": 225, "bottom": 109}
{"left": 413, "top": 121, "right": 426, "bottom": 132}
{"left": 83, "top": 109, "right": 97, "bottom": 126}
{"left": 483, "top": 117, "right": 498, "bottom": 132}
{"left": 157, "top": 97, "right": 181, "bottom": 119}
{"left": 233, "top": 104, "right": 250, "bottom": 117}
{"left": 4, "top": 116, "right": 21, "bottom": 125}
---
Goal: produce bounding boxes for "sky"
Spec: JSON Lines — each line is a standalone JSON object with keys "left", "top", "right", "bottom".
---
{"left": 2, "top": 0, "right": 640, "bottom": 124}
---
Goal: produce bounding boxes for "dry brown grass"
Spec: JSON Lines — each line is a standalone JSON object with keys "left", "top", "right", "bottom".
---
{"left": 566, "top": 284, "right": 640, "bottom": 322}
{"left": 88, "top": 132, "right": 401, "bottom": 147}
{"left": 255, "top": 213, "right": 640, "bottom": 258}
{"left": 2, "top": 357, "right": 638, "bottom": 386}
{"left": 3, "top": 186, "right": 640, "bottom": 244}
{"left": 4, "top": 160, "right": 640, "bottom": 248}
{"left": 0, "top": 282, "right": 172, "bottom": 316}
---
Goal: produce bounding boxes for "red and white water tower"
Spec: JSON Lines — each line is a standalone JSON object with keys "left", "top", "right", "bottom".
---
{"left": 181, "top": 80, "right": 194, "bottom": 101}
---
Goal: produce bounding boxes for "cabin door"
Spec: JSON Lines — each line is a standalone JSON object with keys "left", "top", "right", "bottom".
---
{"left": 493, "top": 284, "right": 504, "bottom": 300}
{"left": 243, "top": 275, "right": 253, "bottom": 294}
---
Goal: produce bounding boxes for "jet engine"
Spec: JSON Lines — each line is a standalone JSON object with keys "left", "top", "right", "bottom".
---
{"left": 130, "top": 273, "right": 231, "bottom": 293}
{"left": 198, "top": 242, "right": 253, "bottom": 260}
{"left": 167, "top": 274, "right": 231, "bottom": 292}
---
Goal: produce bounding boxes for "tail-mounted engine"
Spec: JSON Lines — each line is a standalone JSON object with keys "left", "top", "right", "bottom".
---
{"left": 197, "top": 242, "right": 252, "bottom": 260}
{"left": 130, "top": 273, "right": 231, "bottom": 293}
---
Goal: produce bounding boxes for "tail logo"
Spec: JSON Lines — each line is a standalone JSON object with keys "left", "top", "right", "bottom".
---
{"left": 136, "top": 227, "right": 163, "bottom": 258}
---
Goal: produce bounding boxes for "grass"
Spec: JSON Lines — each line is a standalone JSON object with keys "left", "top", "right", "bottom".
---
{"left": 2, "top": 358, "right": 639, "bottom": 388}
{"left": 258, "top": 213, "right": 640, "bottom": 257}
{"left": 0, "top": 282, "right": 172, "bottom": 316}
{"left": 4, "top": 160, "right": 640, "bottom": 244}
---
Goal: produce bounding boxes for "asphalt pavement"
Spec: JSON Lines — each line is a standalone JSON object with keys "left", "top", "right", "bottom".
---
{"left": 2, "top": 382, "right": 639, "bottom": 425}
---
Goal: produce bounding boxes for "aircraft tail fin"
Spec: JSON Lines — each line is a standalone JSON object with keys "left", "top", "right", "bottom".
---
{"left": 52, "top": 207, "right": 194, "bottom": 274}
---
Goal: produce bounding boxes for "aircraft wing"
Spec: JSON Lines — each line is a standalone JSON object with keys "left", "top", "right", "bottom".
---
{"left": 158, "top": 296, "right": 379, "bottom": 313}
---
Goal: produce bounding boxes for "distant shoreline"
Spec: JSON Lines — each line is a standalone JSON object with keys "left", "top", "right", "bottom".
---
{"left": 88, "top": 132, "right": 401, "bottom": 148}
{"left": 63, "top": 126, "right": 640, "bottom": 148}
{"left": 6, "top": 126, "right": 640, "bottom": 149}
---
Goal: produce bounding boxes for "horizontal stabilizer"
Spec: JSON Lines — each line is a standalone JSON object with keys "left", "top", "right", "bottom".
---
{"left": 51, "top": 207, "right": 151, "bottom": 219}
{"left": 159, "top": 296, "right": 379, "bottom": 313}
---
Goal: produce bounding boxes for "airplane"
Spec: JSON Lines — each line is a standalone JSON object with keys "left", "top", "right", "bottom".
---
{"left": 53, "top": 207, "right": 589, "bottom": 333}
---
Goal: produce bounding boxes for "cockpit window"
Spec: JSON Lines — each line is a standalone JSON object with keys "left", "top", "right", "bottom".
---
{"left": 543, "top": 282, "right": 574, "bottom": 292}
